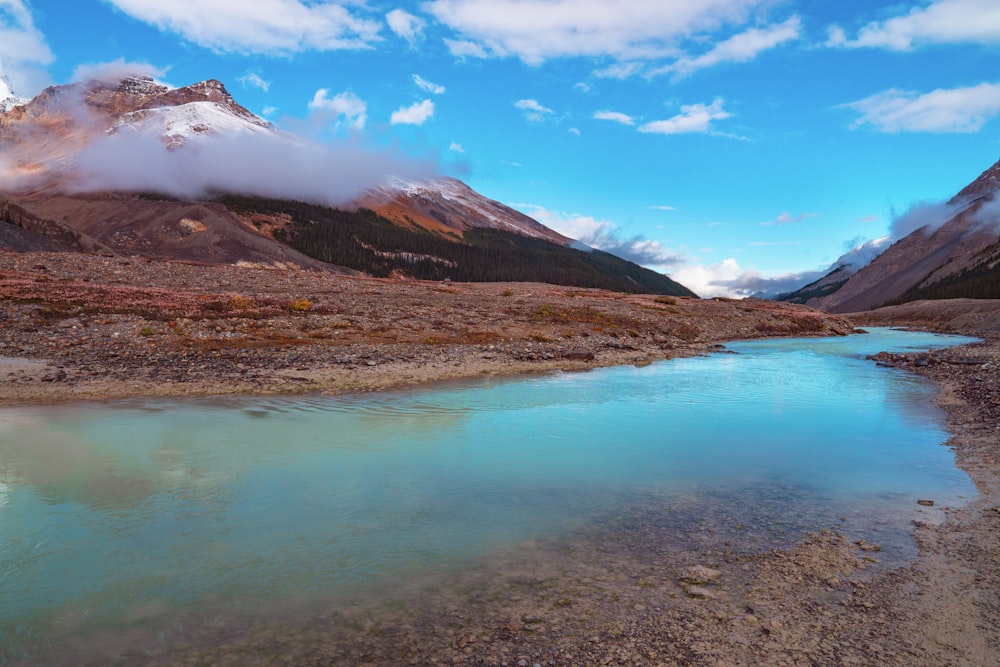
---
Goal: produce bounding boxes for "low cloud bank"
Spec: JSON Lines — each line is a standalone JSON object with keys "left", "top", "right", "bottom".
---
{"left": 888, "top": 200, "right": 966, "bottom": 239}
{"left": 67, "top": 127, "right": 436, "bottom": 205}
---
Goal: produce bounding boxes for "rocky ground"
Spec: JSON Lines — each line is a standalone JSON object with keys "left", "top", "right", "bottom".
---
{"left": 2, "top": 251, "right": 998, "bottom": 666}
{"left": 0, "top": 250, "right": 851, "bottom": 403}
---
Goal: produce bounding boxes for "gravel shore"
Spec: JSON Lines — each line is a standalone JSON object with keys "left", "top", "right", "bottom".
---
{"left": 2, "top": 251, "right": 997, "bottom": 665}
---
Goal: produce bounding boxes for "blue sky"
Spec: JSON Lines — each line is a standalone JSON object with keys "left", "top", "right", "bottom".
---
{"left": 2, "top": 0, "right": 999, "bottom": 296}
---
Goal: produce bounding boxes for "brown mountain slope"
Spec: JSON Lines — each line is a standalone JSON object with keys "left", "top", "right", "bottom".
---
{"left": 797, "top": 159, "right": 1000, "bottom": 313}
{"left": 3, "top": 192, "right": 337, "bottom": 269}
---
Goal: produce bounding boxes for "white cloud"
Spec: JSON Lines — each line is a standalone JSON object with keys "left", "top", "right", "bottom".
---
{"left": 308, "top": 89, "right": 367, "bottom": 130}
{"left": 424, "top": 0, "right": 771, "bottom": 65}
{"left": 573, "top": 82, "right": 591, "bottom": 93}
{"left": 413, "top": 74, "right": 445, "bottom": 95}
{"left": 445, "top": 38, "right": 489, "bottom": 58}
{"left": 386, "top": 8, "right": 425, "bottom": 43}
{"left": 655, "top": 16, "right": 801, "bottom": 79}
{"left": 568, "top": 127, "right": 581, "bottom": 136}
{"left": 515, "top": 98, "right": 554, "bottom": 122}
{"left": 238, "top": 71, "right": 270, "bottom": 92}
{"left": 639, "top": 97, "right": 731, "bottom": 135}
{"left": 594, "top": 61, "right": 643, "bottom": 79}
{"left": 391, "top": 99, "right": 435, "bottom": 125}
{"left": 261, "top": 105, "right": 278, "bottom": 117}
{"left": 101, "top": 0, "right": 382, "bottom": 54}
{"left": 0, "top": 0, "right": 54, "bottom": 94}
{"left": 593, "top": 110, "right": 636, "bottom": 125}
{"left": 517, "top": 204, "right": 685, "bottom": 269}
{"left": 828, "top": 0, "right": 1000, "bottom": 51}
{"left": 71, "top": 59, "right": 169, "bottom": 85}
{"left": 843, "top": 83, "right": 1000, "bottom": 133}
{"left": 761, "top": 211, "right": 819, "bottom": 226}
{"left": 648, "top": 205, "right": 678, "bottom": 211}
{"left": 449, "top": 141, "right": 465, "bottom": 152}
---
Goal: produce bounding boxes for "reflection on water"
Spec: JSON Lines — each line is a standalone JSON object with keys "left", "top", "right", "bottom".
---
{"left": 0, "top": 328, "right": 980, "bottom": 664}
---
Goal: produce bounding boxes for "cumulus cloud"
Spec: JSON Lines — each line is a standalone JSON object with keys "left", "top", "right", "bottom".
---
{"left": 593, "top": 110, "right": 636, "bottom": 125}
{"left": 653, "top": 16, "right": 802, "bottom": 79}
{"left": 100, "top": 0, "right": 382, "bottom": 55}
{"left": 308, "top": 89, "right": 367, "bottom": 130}
{"left": 386, "top": 8, "right": 425, "bottom": 44}
{"left": 639, "top": 98, "right": 731, "bottom": 135}
{"left": 238, "top": 71, "right": 270, "bottom": 92}
{"left": 516, "top": 204, "right": 685, "bottom": 269}
{"left": 391, "top": 99, "right": 435, "bottom": 125}
{"left": 842, "top": 83, "right": 1000, "bottom": 133}
{"left": 413, "top": 74, "right": 445, "bottom": 94}
{"left": 0, "top": 0, "right": 53, "bottom": 94}
{"left": 827, "top": 0, "right": 1000, "bottom": 51}
{"left": 514, "top": 98, "right": 554, "bottom": 122}
{"left": 424, "top": 0, "right": 771, "bottom": 65}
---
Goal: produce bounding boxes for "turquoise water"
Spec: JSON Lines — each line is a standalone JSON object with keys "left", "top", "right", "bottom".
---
{"left": 0, "top": 328, "right": 980, "bottom": 663}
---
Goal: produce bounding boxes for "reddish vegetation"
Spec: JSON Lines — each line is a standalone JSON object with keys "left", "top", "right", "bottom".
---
{"left": 0, "top": 250, "right": 851, "bottom": 402}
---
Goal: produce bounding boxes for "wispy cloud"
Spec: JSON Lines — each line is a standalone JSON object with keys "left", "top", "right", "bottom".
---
{"left": 386, "top": 8, "right": 425, "bottom": 44}
{"left": 391, "top": 98, "right": 435, "bottom": 125}
{"left": 449, "top": 142, "right": 465, "bottom": 153}
{"left": 593, "top": 110, "right": 636, "bottom": 125}
{"left": 639, "top": 98, "right": 731, "bottom": 135}
{"left": 100, "top": 0, "right": 382, "bottom": 55}
{"left": 238, "top": 71, "right": 270, "bottom": 92}
{"left": 517, "top": 204, "right": 685, "bottom": 269}
{"left": 653, "top": 16, "right": 801, "bottom": 79}
{"left": 424, "top": 0, "right": 773, "bottom": 65}
{"left": 413, "top": 74, "right": 445, "bottom": 95}
{"left": 515, "top": 98, "right": 554, "bottom": 122}
{"left": 593, "top": 62, "right": 643, "bottom": 79}
{"left": 648, "top": 205, "right": 678, "bottom": 211}
{"left": 761, "top": 211, "right": 819, "bottom": 226}
{"left": 308, "top": 89, "right": 368, "bottom": 130}
{"left": 842, "top": 83, "right": 1000, "bottom": 133}
{"left": 445, "top": 38, "right": 488, "bottom": 58}
{"left": 827, "top": 0, "right": 1000, "bottom": 51}
{"left": 71, "top": 59, "right": 169, "bottom": 85}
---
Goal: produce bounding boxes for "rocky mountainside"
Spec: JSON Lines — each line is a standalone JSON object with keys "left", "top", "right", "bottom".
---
{"left": 781, "top": 159, "right": 1000, "bottom": 312}
{"left": 358, "top": 177, "right": 571, "bottom": 245}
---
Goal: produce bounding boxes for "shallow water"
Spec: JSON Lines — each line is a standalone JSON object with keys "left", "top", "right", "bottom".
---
{"left": 0, "top": 328, "right": 980, "bottom": 664}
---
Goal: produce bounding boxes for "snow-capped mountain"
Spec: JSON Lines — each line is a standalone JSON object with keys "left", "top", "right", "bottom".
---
{"left": 0, "top": 70, "right": 28, "bottom": 113}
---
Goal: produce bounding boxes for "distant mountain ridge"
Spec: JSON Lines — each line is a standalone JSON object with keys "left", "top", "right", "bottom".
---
{"left": 0, "top": 74, "right": 695, "bottom": 295}
{"left": 780, "top": 158, "right": 1000, "bottom": 312}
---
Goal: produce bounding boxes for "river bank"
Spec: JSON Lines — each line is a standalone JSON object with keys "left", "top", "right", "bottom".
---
{"left": 1, "top": 250, "right": 998, "bottom": 665}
